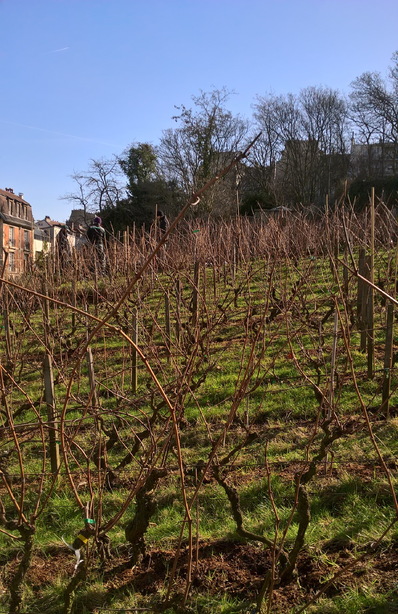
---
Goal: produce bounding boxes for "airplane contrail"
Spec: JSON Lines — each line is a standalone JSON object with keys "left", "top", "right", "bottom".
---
{"left": 51, "top": 47, "right": 70, "bottom": 53}
{"left": 0, "top": 119, "right": 118, "bottom": 147}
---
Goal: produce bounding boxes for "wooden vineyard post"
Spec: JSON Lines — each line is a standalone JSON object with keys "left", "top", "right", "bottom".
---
{"left": 132, "top": 223, "right": 136, "bottom": 274}
{"left": 131, "top": 309, "right": 138, "bottom": 393}
{"left": 212, "top": 261, "right": 217, "bottom": 300}
{"left": 43, "top": 353, "right": 60, "bottom": 474}
{"left": 366, "top": 277, "right": 375, "bottom": 378}
{"left": 382, "top": 303, "right": 394, "bottom": 419}
{"left": 325, "top": 194, "right": 332, "bottom": 274}
{"left": 71, "top": 275, "right": 77, "bottom": 330}
{"left": 328, "top": 310, "right": 339, "bottom": 420}
{"left": 334, "top": 213, "right": 340, "bottom": 268}
{"left": 93, "top": 265, "right": 99, "bottom": 318}
{"left": 124, "top": 226, "right": 130, "bottom": 271}
{"left": 112, "top": 235, "right": 118, "bottom": 275}
{"left": 141, "top": 225, "right": 146, "bottom": 267}
{"left": 245, "top": 396, "right": 250, "bottom": 428}
{"left": 192, "top": 261, "right": 200, "bottom": 329}
{"left": 175, "top": 279, "right": 182, "bottom": 345}
{"left": 2, "top": 291, "right": 12, "bottom": 364}
{"left": 86, "top": 346, "right": 98, "bottom": 408}
{"left": 123, "top": 229, "right": 127, "bottom": 277}
{"left": 0, "top": 253, "right": 10, "bottom": 363}
{"left": 358, "top": 251, "right": 369, "bottom": 353}
{"left": 42, "top": 277, "right": 50, "bottom": 349}
{"left": 165, "top": 291, "right": 171, "bottom": 361}
{"left": 367, "top": 188, "right": 375, "bottom": 379}
{"left": 360, "top": 256, "right": 373, "bottom": 352}
{"left": 202, "top": 260, "right": 207, "bottom": 307}
{"left": 394, "top": 234, "right": 398, "bottom": 304}
{"left": 232, "top": 244, "right": 237, "bottom": 283}
{"left": 343, "top": 246, "right": 349, "bottom": 299}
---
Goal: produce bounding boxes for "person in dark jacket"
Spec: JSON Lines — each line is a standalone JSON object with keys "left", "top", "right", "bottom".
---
{"left": 87, "top": 216, "right": 107, "bottom": 274}
{"left": 156, "top": 210, "right": 169, "bottom": 234}
{"left": 153, "top": 209, "right": 169, "bottom": 271}
{"left": 56, "top": 225, "right": 72, "bottom": 270}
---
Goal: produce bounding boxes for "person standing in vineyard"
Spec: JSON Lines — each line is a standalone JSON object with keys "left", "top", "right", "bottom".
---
{"left": 57, "top": 225, "right": 72, "bottom": 270}
{"left": 153, "top": 209, "right": 169, "bottom": 271}
{"left": 87, "top": 216, "right": 107, "bottom": 275}
{"left": 156, "top": 209, "right": 169, "bottom": 235}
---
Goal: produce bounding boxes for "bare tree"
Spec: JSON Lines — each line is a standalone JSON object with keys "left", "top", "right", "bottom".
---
{"left": 62, "top": 156, "right": 125, "bottom": 222}
{"left": 158, "top": 88, "right": 250, "bottom": 216}
{"left": 350, "top": 52, "right": 398, "bottom": 145}
{"left": 349, "top": 53, "right": 398, "bottom": 182}
{"left": 252, "top": 87, "right": 349, "bottom": 207}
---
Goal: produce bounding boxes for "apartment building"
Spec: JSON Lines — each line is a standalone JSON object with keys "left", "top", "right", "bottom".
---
{"left": 0, "top": 188, "right": 34, "bottom": 275}
{"left": 350, "top": 140, "right": 398, "bottom": 179}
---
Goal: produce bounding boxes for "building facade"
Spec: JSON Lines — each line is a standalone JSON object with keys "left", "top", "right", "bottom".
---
{"left": 0, "top": 188, "right": 34, "bottom": 275}
{"left": 350, "top": 140, "right": 398, "bottom": 179}
{"left": 35, "top": 215, "right": 65, "bottom": 250}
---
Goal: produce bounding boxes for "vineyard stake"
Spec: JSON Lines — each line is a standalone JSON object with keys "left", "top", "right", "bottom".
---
{"left": 131, "top": 309, "right": 138, "bottom": 393}
{"left": 43, "top": 352, "right": 60, "bottom": 474}
{"left": 367, "top": 187, "right": 375, "bottom": 378}
{"left": 382, "top": 303, "right": 394, "bottom": 419}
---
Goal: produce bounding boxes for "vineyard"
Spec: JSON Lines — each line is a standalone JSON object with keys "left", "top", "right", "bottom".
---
{"left": 1, "top": 201, "right": 398, "bottom": 614}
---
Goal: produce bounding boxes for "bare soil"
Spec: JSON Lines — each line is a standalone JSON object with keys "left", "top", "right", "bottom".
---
{"left": 2, "top": 536, "right": 395, "bottom": 613}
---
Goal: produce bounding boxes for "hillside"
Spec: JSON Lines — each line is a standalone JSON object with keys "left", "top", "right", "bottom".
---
{"left": 1, "top": 207, "right": 398, "bottom": 613}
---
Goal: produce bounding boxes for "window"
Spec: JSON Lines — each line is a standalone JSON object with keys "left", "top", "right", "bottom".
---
{"left": 9, "top": 226, "right": 15, "bottom": 247}
{"left": 24, "top": 230, "right": 30, "bottom": 251}
{"left": 8, "top": 252, "right": 15, "bottom": 272}
{"left": 24, "top": 253, "right": 30, "bottom": 271}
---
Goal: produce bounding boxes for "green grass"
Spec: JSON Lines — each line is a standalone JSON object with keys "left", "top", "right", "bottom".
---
{"left": 1, "top": 248, "right": 398, "bottom": 613}
{"left": 306, "top": 588, "right": 398, "bottom": 613}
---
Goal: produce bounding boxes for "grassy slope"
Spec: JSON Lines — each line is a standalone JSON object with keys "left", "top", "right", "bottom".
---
{"left": 1, "top": 248, "right": 398, "bottom": 613}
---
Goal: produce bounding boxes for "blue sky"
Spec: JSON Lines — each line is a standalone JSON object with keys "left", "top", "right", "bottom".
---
{"left": 1, "top": 0, "right": 398, "bottom": 222}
